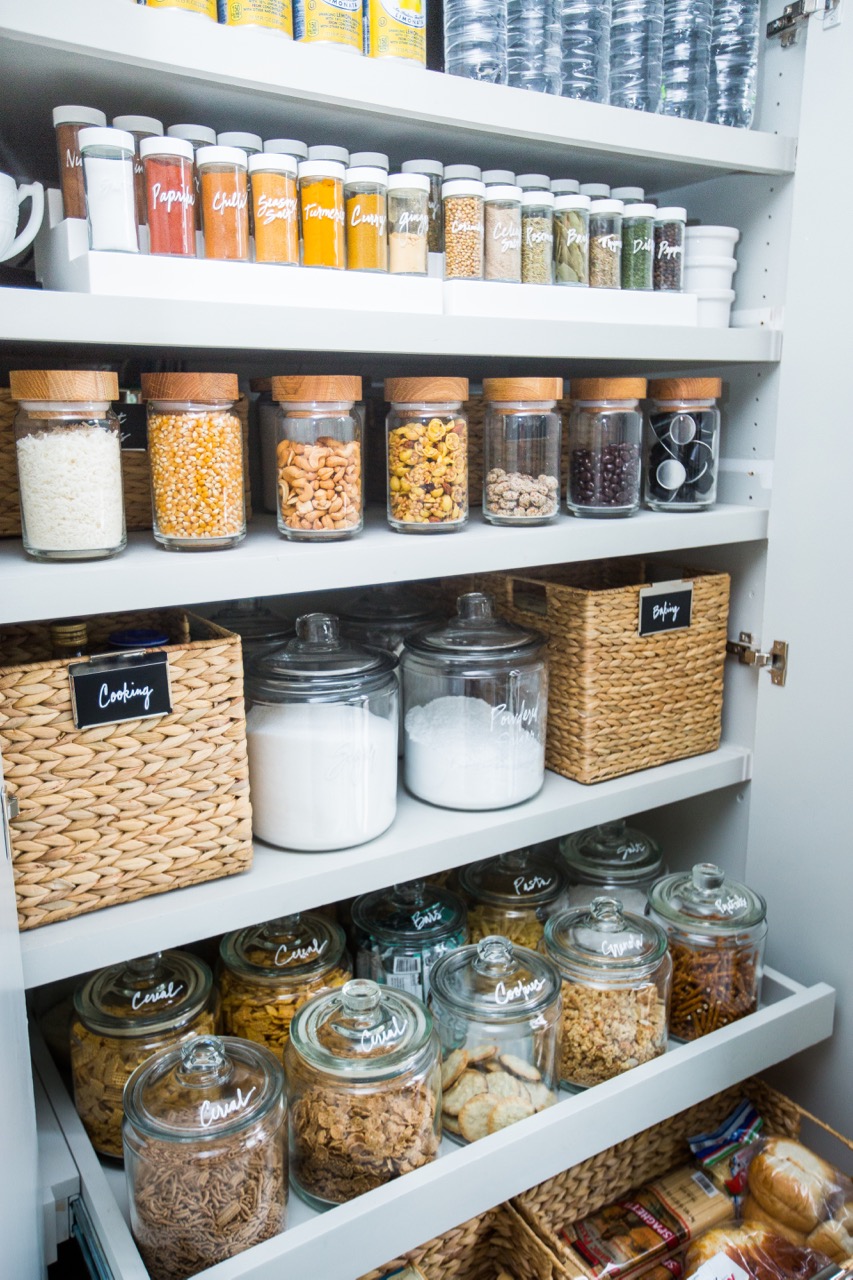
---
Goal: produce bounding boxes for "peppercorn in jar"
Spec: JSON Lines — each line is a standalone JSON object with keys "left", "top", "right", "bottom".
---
{"left": 385, "top": 376, "right": 469, "bottom": 533}
{"left": 566, "top": 377, "right": 645, "bottom": 518}
{"left": 654, "top": 206, "right": 686, "bottom": 291}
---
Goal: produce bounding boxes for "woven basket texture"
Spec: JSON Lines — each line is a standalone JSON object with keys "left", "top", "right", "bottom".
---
{"left": 0, "top": 389, "right": 20, "bottom": 536}
{"left": 0, "top": 610, "right": 253, "bottom": 931}
{"left": 460, "top": 560, "right": 729, "bottom": 783}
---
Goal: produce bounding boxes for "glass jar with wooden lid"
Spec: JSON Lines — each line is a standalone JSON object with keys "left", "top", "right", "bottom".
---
{"left": 482, "top": 377, "right": 563, "bottom": 525}
{"left": 566, "top": 376, "right": 646, "bottom": 518}
{"left": 645, "top": 377, "right": 721, "bottom": 512}
{"left": 385, "top": 377, "right": 469, "bottom": 533}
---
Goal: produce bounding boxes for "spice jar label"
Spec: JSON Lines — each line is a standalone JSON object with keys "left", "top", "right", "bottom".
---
{"left": 69, "top": 651, "right": 172, "bottom": 730}
{"left": 638, "top": 581, "right": 694, "bottom": 637}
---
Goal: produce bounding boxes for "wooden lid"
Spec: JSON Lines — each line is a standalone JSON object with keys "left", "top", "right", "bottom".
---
{"left": 250, "top": 377, "right": 272, "bottom": 393}
{"left": 570, "top": 377, "right": 647, "bottom": 401}
{"left": 384, "top": 377, "right": 469, "bottom": 402}
{"left": 140, "top": 372, "right": 239, "bottom": 401}
{"left": 272, "top": 376, "right": 362, "bottom": 402}
{"left": 9, "top": 370, "right": 118, "bottom": 401}
{"left": 483, "top": 377, "right": 563, "bottom": 402}
{"left": 648, "top": 377, "right": 722, "bottom": 400}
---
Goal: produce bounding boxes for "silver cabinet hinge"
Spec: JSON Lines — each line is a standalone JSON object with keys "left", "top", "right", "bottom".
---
{"left": 726, "top": 632, "right": 789, "bottom": 686}
{"left": 767, "top": 0, "right": 839, "bottom": 44}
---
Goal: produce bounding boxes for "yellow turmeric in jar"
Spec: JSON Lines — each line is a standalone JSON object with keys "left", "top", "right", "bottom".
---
{"left": 299, "top": 162, "right": 346, "bottom": 269}
{"left": 345, "top": 172, "right": 387, "bottom": 272}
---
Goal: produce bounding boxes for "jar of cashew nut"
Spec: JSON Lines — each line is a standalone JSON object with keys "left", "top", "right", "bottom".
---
{"left": 272, "top": 375, "right": 363, "bottom": 541}
{"left": 429, "top": 936, "right": 561, "bottom": 1144}
{"left": 385, "top": 376, "right": 469, "bottom": 533}
{"left": 459, "top": 847, "right": 568, "bottom": 950}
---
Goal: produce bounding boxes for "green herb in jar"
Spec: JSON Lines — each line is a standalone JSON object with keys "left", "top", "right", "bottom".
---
{"left": 621, "top": 203, "right": 655, "bottom": 290}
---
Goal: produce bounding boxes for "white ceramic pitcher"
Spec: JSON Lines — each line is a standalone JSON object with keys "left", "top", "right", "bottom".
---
{"left": 0, "top": 173, "right": 45, "bottom": 262}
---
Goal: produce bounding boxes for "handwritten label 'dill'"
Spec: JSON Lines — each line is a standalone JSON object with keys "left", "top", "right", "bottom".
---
{"left": 69, "top": 651, "right": 172, "bottom": 730}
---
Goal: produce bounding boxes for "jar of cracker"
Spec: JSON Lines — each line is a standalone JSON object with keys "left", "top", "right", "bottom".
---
{"left": 385, "top": 376, "right": 469, "bottom": 533}
{"left": 352, "top": 878, "right": 469, "bottom": 1002}
{"left": 70, "top": 951, "right": 217, "bottom": 1159}
{"left": 543, "top": 897, "right": 671, "bottom": 1088}
{"left": 218, "top": 913, "right": 352, "bottom": 1057}
{"left": 286, "top": 978, "right": 441, "bottom": 1208}
{"left": 124, "top": 1034, "right": 287, "bottom": 1280}
{"left": 429, "top": 935, "right": 561, "bottom": 1143}
{"left": 459, "top": 847, "right": 568, "bottom": 949}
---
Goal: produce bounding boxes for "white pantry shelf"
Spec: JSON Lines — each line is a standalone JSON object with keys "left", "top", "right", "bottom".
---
{"left": 1, "top": 506, "right": 768, "bottom": 626}
{"left": 33, "top": 968, "right": 836, "bottom": 1280}
{"left": 19, "top": 744, "right": 751, "bottom": 988}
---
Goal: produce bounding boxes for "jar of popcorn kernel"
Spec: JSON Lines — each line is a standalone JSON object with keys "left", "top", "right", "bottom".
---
{"left": 385, "top": 376, "right": 469, "bottom": 533}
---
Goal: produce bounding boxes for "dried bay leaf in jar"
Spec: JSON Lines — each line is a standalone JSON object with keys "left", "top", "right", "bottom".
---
{"left": 554, "top": 193, "right": 590, "bottom": 286}
{"left": 345, "top": 165, "right": 388, "bottom": 272}
{"left": 197, "top": 144, "right": 250, "bottom": 261}
{"left": 299, "top": 159, "right": 346, "bottom": 268}
{"left": 385, "top": 376, "right": 469, "bottom": 532}
{"left": 272, "top": 375, "right": 363, "bottom": 539}
{"left": 442, "top": 178, "right": 485, "bottom": 280}
{"left": 387, "top": 173, "right": 429, "bottom": 275}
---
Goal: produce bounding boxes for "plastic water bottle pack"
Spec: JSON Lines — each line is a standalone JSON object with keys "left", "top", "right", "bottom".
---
{"left": 708, "top": 0, "right": 761, "bottom": 127}
{"left": 559, "top": 0, "right": 611, "bottom": 102}
{"left": 507, "top": 0, "right": 562, "bottom": 94}
{"left": 444, "top": 0, "right": 510, "bottom": 84}
{"left": 661, "top": 0, "right": 712, "bottom": 119}
{"left": 609, "top": 0, "right": 664, "bottom": 112}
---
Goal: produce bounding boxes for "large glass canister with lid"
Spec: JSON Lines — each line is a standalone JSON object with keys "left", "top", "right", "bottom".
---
{"left": 560, "top": 819, "right": 666, "bottom": 915}
{"left": 459, "top": 848, "right": 568, "bottom": 949}
{"left": 123, "top": 1034, "right": 287, "bottom": 1280}
{"left": 385, "top": 376, "right": 469, "bottom": 533}
{"left": 245, "top": 613, "right": 398, "bottom": 850}
{"left": 482, "top": 376, "right": 563, "bottom": 525}
{"left": 566, "top": 377, "right": 645, "bottom": 517}
{"left": 402, "top": 592, "right": 548, "bottom": 810}
{"left": 272, "top": 375, "right": 363, "bottom": 540}
{"left": 252, "top": 376, "right": 280, "bottom": 514}
{"left": 286, "top": 978, "right": 441, "bottom": 1208}
{"left": 429, "top": 936, "right": 561, "bottom": 1143}
{"left": 644, "top": 377, "right": 721, "bottom": 512}
{"left": 648, "top": 862, "right": 767, "bottom": 1042}
{"left": 218, "top": 912, "right": 352, "bottom": 1056}
{"left": 352, "top": 878, "right": 469, "bottom": 1001}
{"left": 543, "top": 897, "right": 672, "bottom": 1088}
{"left": 70, "top": 950, "right": 217, "bottom": 1158}
{"left": 10, "top": 369, "right": 126, "bottom": 562}
{"left": 208, "top": 597, "right": 293, "bottom": 664}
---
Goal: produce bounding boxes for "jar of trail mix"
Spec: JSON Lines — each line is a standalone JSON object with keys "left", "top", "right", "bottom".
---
{"left": 124, "top": 1034, "right": 287, "bottom": 1280}
{"left": 70, "top": 950, "right": 216, "bottom": 1159}
{"left": 385, "top": 376, "right": 469, "bottom": 533}
{"left": 648, "top": 862, "right": 767, "bottom": 1042}
{"left": 459, "top": 847, "right": 568, "bottom": 948}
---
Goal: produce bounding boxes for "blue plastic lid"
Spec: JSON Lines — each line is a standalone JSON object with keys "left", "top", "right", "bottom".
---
{"left": 108, "top": 628, "right": 170, "bottom": 650}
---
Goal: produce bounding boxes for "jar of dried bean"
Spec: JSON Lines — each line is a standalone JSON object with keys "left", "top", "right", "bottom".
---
{"left": 482, "top": 376, "right": 562, "bottom": 524}
{"left": 70, "top": 950, "right": 216, "bottom": 1159}
{"left": 272, "top": 375, "right": 363, "bottom": 540}
{"left": 299, "top": 159, "right": 346, "bottom": 269}
{"left": 543, "top": 896, "right": 671, "bottom": 1088}
{"left": 589, "top": 198, "right": 623, "bottom": 289}
{"left": 196, "top": 145, "right": 249, "bottom": 261}
{"left": 143, "top": 372, "right": 245, "bottom": 550}
{"left": 385, "top": 376, "right": 469, "bottom": 533}
{"left": 621, "top": 202, "right": 656, "bottom": 290}
{"left": 219, "top": 912, "right": 352, "bottom": 1056}
{"left": 484, "top": 184, "right": 522, "bottom": 283}
{"left": 124, "top": 1034, "right": 287, "bottom": 1280}
{"left": 459, "top": 847, "right": 568, "bottom": 949}
{"left": 553, "top": 193, "right": 590, "bottom": 286}
{"left": 654, "top": 206, "right": 686, "bottom": 291}
{"left": 645, "top": 377, "right": 721, "bottom": 511}
{"left": 560, "top": 819, "right": 666, "bottom": 916}
{"left": 249, "top": 152, "right": 299, "bottom": 265}
{"left": 401, "top": 159, "right": 443, "bottom": 252}
{"left": 521, "top": 191, "right": 554, "bottom": 285}
{"left": 648, "top": 862, "right": 767, "bottom": 1042}
{"left": 352, "top": 878, "right": 469, "bottom": 1001}
{"left": 286, "top": 978, "right": 441, "bottom": 1208}
{"left": 566, "top": 376, "right": 645, "bottom": 518}
{"left": 387, "top": 173, "right": 429, "bottom": 275}
{"left": 345, "top": 165, "right": 388, "bottom": 272}
{"left": 442, "top": 179, "right": 485, "bottom": 280}
{"left": 429, "top": 936, "right": 562, "bottom": 1143}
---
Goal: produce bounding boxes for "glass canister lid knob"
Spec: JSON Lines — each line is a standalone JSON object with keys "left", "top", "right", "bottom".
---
{"left": 290, "top": 977, "right": 434, "bottom": 1078}
{"left": 177, "top": 1034, "right": 231, "bottom": 1086}
{"left": 692, "top": 862, "right": 726, "bottom": 892}
{"left": 648, "top": 862, "right": 767, "bottom": 931}
{"left": 457, "top": 592, "right": 494, "bottom": 622}
{"left": 544, "top": 897, "right": 668, "bottom": 975}
{"left": 296, "top": 612, "right": 339, "bottom": 647}
{"left": 588, "top": 896, "right": 627, "bottom": 929}
{"left": 474, "top": 934, "right": 515, "bottom": 972}
{"left": 341, "top": 978, "right": 382, "bottom": 1017}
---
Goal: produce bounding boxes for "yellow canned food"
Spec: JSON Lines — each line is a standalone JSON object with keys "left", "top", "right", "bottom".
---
{"left": 142, "top": 0, "right": 217, "bottom": 17}
{"left": 293, "top": 0, "right": 363, "bottom": 50}
{"left": 366, "top": 0, "right": 425, "bottom": 63}
{"left": 217, "top": 0, "right": 294, "bottom": 32}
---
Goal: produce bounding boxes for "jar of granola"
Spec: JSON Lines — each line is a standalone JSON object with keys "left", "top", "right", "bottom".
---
{"left": 272, "top": 375, "right": 363, "bottom": 540}
{"left": 286, "top": 978, "right": 441, "bottom": 1208}
{"left": 385, "top": 376, "right": 469, "bottom": 533}
{"left": 124, "top": 1034, "right": 287, "bottom": 1280}
{"left": 429, "top": 935, "right": 561, "bottom": 1143}
{"left": 352, "top": 878, "right": 469, "bottom": 1001}
{"left": 219, "top": 912, "right": 351, "bottom": 1056}
{"left": 459, "top": 847, "right": 568, "bottom": 949}
{"left": 543, "top": 897, "right": 671, "bottom": 1088}
{"left": 70, "top": 950, "right": 216, "bottom": 1159}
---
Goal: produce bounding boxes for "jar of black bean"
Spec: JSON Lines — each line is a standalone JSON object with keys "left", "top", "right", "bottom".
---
{"left": 567, "top": 377, "right": 646, "bottom": 518}
{"left": 644, "top": 377, "right": 721, "bottom": 512}
{"left": 588, "top": 199, "right": 623, "bottom": 289}
{"left": 521, "top": 191, "right": 554, "bottom": 285}
{"left": 621, "top": 202, "right": 655, "bottom": 291}
{"left": 654, "top": 207, "right": 686, "bottom": 292}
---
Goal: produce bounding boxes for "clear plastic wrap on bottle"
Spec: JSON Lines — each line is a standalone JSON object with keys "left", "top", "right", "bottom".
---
{"left": 609, "top": 0, "right": 664, "bottom": 112}
{"left": 708, "top": 0, "right": 761, "bottom": 128}
{"left": 507, "top": 0, "right": 561, "bottom": 94}
{"left": 444, "top": 0, "right": 508, "bottom": 84}
{"left": 559, "top": 0, "right": 611, "bottom": 102}
{"left": 661, "top": 0, "right": 712, "bottom": 120}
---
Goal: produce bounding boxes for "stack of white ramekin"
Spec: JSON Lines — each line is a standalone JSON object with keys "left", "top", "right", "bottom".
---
{"left": 684, "top": 225, "right": 739, "bottom": 326}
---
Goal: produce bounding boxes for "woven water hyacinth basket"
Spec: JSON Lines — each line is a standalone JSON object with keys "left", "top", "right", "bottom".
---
{"left": 0, "top": 610, "right": 253, "bottom": 930}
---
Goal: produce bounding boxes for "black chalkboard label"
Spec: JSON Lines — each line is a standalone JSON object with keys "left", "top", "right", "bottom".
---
{"left": 69, "top": 652, "right": 172, "bottom": 730}
{"left": 638, "top": 581, "right": 694, "bottom": 637}
{"left": 118, "top": 402, "right": 148, "bottom": 451}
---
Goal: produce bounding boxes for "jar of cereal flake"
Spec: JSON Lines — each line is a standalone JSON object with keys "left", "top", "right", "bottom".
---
{"left": 385, "top": 376, "right": 469, "bottom": 533}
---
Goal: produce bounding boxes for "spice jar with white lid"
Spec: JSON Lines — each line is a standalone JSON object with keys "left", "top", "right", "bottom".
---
{"left": 551, "top": 178, "right": 580, "bottom": 195}
{"left": 219, "top": 912, "right": 352, "bottom": 1056}
{"left": 345, "top": 166, "right": 388, "bottom": 272}
{"left": 484, "top": 184, "right": 522, "bottom": 283}
{"left": 482, "top": 376, "right": 562, "bottom": 524}
{"left": 611, "top": 186, "right": 645, "bottom": 205}
{"left": 245, "top": 613, "right": 398, "bottom": 850}
{"left": 286, "top": 978, "right": 441, "bottom": 1207}
{"left": 272, "top": 375, "right": 363, "bottom": 539}
{"left": 124, "top": 1034, "right": 287, "bottom": 1280}
{"left": 521, "top": 190, "right": 554, "bottom": 285}
{"left": 197, "top": 145, "right": 250, "bottom": 261}
{"left": 459, "top": 847, "right": 568, "bottom": 948}
{"left": 543, "top": 897, "right": 672, "bottom": 1087}
{"left": 298, "top": 158, "right": 346, "bottom": 269}
{"left": 10, "top": 369, "right": 126, "bottom": 562}
{"left": 483, "top": 169, "right": 517, "bottom": 185}
{"left": 167, "top": 123, "right": 216, "bottom": 230}
{"left": 79, "top": 126, "right": 139, "bottom": 253}
{"left": 53, "top": 105, "right": 107, "bottom": 220}
{"left": 589, "top": 198, "right": 623, "bottom": 288}
{"left": 387, "top": 173, "right": 429, "bottom": 275}
{"left": 560, "top": 819, "right": 666, "bottom": 915}
{"left": 442, "top": 179, "right": 485, "bottom": 279}
{"left": 648, "top": 862, "right": 767, "bottom": 1042}
{"left": 352, "top": 878, "right": 469, "bottom": 1001}
{"left": 401, "top": 159, "right": 443, "bottom": 251}
{"left": 112, "top": 115, "right": 164, "bottom": 228}
{"left": 621, "top": 202, "right": 656, "bottom": 290}
{"left": 402, "top": 592, "right": 548, "bottom": 810}
{"left": 554, "top": 193, "right": 590, "bottom": 286}
{"left": 142, "top": 372, "right": 245, "bottom": 550}
{"left": 566, "top": 376, "right": 645, "bottom": 517}
{"left": 430, "top": 935, "right": 561, "bottom": 1142}
{"left": 385, "top": 376, "right": 469, "bottom": 533}
{"left": 264, "top": 137, "right": 308, "bottom": 161}
{"left": 645, "top": 377, "right": 721, "bottom": 511}
{"left": 70, "top": 950, "right": 217, "bottom": 1159}
{"left": 654, "top": 206, "right": 686, "bottom": 291}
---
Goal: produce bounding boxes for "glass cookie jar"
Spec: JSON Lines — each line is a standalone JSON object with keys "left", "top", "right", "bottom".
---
{"left": 559, "top": 819, "right": 666, "bottom": 915}
{"left": 124, "top": 1035, "right": 287, "bottom": 1280}
{"left": 286, "top": 979, "right": 441, "bottom": 1208}
{"left": 648, "top": 862, "right": 767, "bottom": 1042}
{"left": 385, "top": 376, "right": 469, "bottom": 533}
{"left": 70, "top": 950, "right": 216, "bottom": 1158}
{"left": 644, "top": 377, "right": 721, "bottom": 512}
{"left": 429, "top": 936, "right": 561, "bottom": 1143}
{"left": 459, "top": 847, "right": 568, "bottom": 949}
{"left": 218, "top": 912, "right": 352, "bottom": 1056}
{"left": 543, "top": 898, "right": 672, "bottom": 1088}
{"left": 352, "top": 878, "right": 469, "bottom": 1001}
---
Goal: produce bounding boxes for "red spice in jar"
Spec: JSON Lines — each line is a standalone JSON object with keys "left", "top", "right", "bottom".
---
{"left": 143, "top": 141, "right": 196, "bottom": 257}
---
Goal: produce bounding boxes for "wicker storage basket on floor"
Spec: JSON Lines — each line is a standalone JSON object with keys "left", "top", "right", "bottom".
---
{"left": 0, "top": 610, "right": 253, "bottom": 930}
